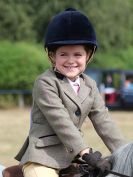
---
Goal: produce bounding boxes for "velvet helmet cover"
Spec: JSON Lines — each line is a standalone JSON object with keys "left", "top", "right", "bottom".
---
{"left": 44, "top": 8, "right": 98, "bottom": 51}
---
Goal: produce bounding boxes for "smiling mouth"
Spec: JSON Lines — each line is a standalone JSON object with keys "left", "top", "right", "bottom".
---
{"left": 64, "top": 66, "right": 78, "bottom": 69}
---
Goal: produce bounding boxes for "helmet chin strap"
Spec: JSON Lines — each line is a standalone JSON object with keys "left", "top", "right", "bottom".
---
{"left": 78, "top": 46, "right": 96, "bottom": 76}
{"left": 86, "top": 46, "right": 96, "bottom": 65}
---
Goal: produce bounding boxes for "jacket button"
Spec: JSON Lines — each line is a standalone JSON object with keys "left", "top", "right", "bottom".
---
{"left": 69, "top": 148, "right": 73, "bottom": 153}
{"left": 75, "top": 109, "right": 81, "bottom": 116}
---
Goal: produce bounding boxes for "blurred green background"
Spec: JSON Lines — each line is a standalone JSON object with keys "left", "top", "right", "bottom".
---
{"left": 0, "top": 0, "right": 133, "bottom": 108}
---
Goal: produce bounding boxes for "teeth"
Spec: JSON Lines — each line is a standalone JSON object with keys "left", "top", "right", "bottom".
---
{"left": 65, "top": 66, "right": 76, "bottom": 69}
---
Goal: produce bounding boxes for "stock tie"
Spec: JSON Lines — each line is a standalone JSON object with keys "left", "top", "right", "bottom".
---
{"left": 73, "top": 83, "right": 80, "bottom": 94}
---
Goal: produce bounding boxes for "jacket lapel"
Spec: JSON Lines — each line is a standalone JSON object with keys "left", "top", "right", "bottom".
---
{"left": 61, "top": 77, "right": 91, "bottom": 108}
{"left": 61, "top": 77, "right": 82, "bottom": 109}
{"left": 54, "top": 69, "right": 91, "bottom": 107}
{"left": 78, "top": 77, "right": 91, "bottom": 103}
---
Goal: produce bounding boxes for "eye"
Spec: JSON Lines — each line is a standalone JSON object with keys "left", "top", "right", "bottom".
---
{"left": 75, "top": 53, "right": 82, "bottom": 57}
{"left": 60, "top": 53, "right": 67, "bottom": 56}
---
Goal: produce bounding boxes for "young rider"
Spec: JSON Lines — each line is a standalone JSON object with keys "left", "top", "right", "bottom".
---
{"left": 15, "top": 8, "right": 126, "bottom": 177}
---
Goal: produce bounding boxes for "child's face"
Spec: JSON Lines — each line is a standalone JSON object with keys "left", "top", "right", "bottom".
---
{"left": 51, "top": 45, "right": 91, "bottom": 81}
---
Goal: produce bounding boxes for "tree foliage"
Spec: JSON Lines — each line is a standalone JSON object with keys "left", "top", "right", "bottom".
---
{"left": 89, "top": 47, "right": 133, "bottom": 70}
{"left": 86, "top": 0, "right": 133, "bottom": 50}
{"left": 0, "top": 0, "right": 133, "bottom": 50}
{"left": 0, "top": 0, "right": 35, "bottom": 41}
{"left": 0, "top": 40, "right": 133, "bottom": 91}
{"left": 0, "top": 41, "right": 50, "bottom": 89}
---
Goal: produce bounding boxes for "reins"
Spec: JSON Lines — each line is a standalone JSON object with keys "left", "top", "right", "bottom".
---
{"left": 59, "top": 162, "right": 131, "bottom": 177}
{"left": 106, "top": 169, "right": 130, "bottom": 177}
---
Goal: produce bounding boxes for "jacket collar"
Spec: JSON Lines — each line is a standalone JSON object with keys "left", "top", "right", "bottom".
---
{"left": 53, "top": 69, "right": 91, "bottom": 108}
{"left": 54, "top": 68, "right": 64, "bottom": 80}
{"left": 61, "top": 77, "right": 91, "bottom": 110}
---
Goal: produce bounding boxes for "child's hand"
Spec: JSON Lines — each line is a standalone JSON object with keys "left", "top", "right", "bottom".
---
{"left": 82, "top": 152, "right": 111, "bottom": 176}
{"left": 82, "top": 151, "right": 102, "bottom": 167}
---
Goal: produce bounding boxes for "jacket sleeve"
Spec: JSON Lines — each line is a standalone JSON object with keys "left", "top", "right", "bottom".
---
{"left": 33, "top": 77, "right": 88, "bottom": 159}
{"left": 88, "top": 80, "right": 126, "bottom": 152}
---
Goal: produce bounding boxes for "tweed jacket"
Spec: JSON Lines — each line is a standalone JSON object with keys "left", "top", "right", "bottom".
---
{"left": 15, "top": 68, "right": 126, "bottom": 169}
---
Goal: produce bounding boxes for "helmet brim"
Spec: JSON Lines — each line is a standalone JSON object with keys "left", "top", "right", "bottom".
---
{"left": 45, "top": 40, "right": 97, "bottom": 48}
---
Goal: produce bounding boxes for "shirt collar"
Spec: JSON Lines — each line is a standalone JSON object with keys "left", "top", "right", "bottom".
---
{"left": 67, "top": 76, "right": 80, "bottom": 86}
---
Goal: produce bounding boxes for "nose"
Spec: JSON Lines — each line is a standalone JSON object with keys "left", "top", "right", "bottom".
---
{"left": 67, "top": 55, "right": 75, "bottom": 63}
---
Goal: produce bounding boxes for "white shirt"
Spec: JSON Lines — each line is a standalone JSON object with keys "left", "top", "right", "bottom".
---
{"left": 67, "top": 77, "right": 80, "bottom": 94}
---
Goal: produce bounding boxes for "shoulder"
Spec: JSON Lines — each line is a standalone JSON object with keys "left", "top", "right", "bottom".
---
{"left": 32, "top": 69, "right": 61, "bottom": 98}
{"left": 35, "top": 68, "right": 58, "bottom": 85}
{"left": 37, "top": 68, "right": 56, "bottom": 80}
{"left": 33, "top": 68, "right": 64, "bottom": 93}
{"left": 33, "top": 68, "right": 58, "bottom": 91}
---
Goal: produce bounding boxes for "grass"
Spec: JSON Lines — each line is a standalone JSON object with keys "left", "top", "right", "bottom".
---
{"left": 0, "top": 108, "right": 133, "bottom": 167}
{"left": 0, "top": 108, "right": 30, "bottom": 167}
{"left": 82, "top": 110, "right": 133, "bottom": 155}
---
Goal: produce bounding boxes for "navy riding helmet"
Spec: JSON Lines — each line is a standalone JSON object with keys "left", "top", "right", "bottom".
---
{"left": 44, "top": 8, "right": 97, "bottom": 52}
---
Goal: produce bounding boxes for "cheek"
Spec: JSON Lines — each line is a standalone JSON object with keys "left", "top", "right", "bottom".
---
{"left": 79, "top": 59, "right": 87, "bottom": 68}
{"left": 54, "top": 59, "right": 64, "bottom": 68}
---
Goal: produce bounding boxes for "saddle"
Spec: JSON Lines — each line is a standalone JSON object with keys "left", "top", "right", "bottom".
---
{"left": 2, "top": 164, "right": 76, "bottom": 177}
{"left": 2, "top": 165, "right": 23, "bottom": 177}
